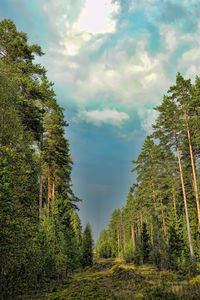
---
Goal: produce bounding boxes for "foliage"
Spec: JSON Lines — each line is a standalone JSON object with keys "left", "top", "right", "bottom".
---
{"left": 0, "top": 19, "right": 82, "bottom": 299}
{"left": 81, "top": 223, "right": 93, "bottom": 268}
{"left": 96, "top": 72, "right": 200, "bottom": 274}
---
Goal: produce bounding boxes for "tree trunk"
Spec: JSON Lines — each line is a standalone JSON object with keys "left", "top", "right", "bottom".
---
{"left": 4, "top": 27, "right": 8, "bottom": 73}
{"left": 131, "top": 223, "right": 135, "bottom": 251}
{"left": 150, "top": 218, "right": 154, "bottom": 246}
{"left": 184, "top": 110, "right": 200, "bottom": 228}
{"left": 140, "top": 211, "right": 143, "bottom": 228}
{"left": 138, "top": 217, "right": 141, "bottom": 237}
{"left": 174, "top": 129, "right": 194, "bottom": 258}
{"left": 39, "top": 132, "right": 43, "bottom": 220}
{"left": 160, "top": 196, "right": 168, "bottom": 242}
{"left": 123, "top": 222, "right": 126, "bottom": 248}
{"left": 172, "top": 182, "right": 177, "bottom": 224}
{"left": 52, "top": 163, "right": 56, "bottom": 214}
{"left": 117, "top": 229, "right": 120, "bottom": 255}
{"left": 47, "top": 164, "right": 51, "bottom": 212}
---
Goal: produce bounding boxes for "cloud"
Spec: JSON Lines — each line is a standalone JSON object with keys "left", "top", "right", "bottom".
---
{"left": 74, "top": 42, "right": 169, "bottom": 105}
{"left": 160, "top": 25, "right": 179, "bottom": 53}
{"left": 176, "top": 22, "right": 200, "bottom": 78}
{"left": 36, "top": 0, "right": 200, "bottom": 139}
{"left": 129, "top": 0, "right": 157, "bottom": 12}
{"left": 76, "top": 109, "right": 130, "bottom": 127}
{"left": 58, "top": 0, "right": 119, "bottom": 56}
{"left": 138, "top": 108, "right": 158, "bottom": 135}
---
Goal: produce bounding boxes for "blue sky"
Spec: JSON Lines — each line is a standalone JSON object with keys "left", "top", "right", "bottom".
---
{"left": 1, "top": 0, "right": 200, "bottom": 241}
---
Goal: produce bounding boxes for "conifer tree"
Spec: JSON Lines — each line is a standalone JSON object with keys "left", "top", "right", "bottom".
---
{"left": 81, "top": 223, "right": 93, "bottom": 268}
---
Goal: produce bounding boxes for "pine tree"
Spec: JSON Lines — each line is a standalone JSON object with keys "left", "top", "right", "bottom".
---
{"left": 81, "top": 223, "right": 93, "bottom": 268}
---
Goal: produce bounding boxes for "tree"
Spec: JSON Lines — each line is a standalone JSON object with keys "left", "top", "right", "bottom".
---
{"left": 141, "top": 223, "right": 151, "bottom": 264}
{"left": 81, "top": 223, "right": 93, "bottom": 268}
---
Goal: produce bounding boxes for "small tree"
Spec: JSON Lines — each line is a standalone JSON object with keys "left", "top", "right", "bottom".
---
{"left": 81, "top": 223, "right": 93, "bottom": 268}
{"left": 141, "top": 223, "right": 151, "bottom": 264}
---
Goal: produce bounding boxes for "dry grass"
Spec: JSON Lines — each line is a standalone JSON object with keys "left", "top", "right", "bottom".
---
{"left": 39, "top": 258, "right": 200, "bottom": 300}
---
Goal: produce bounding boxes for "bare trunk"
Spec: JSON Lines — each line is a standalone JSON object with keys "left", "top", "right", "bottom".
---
{"left": 174, "top": 129, "right": 194, "bottom": 258}
{"left": 160, "top": 196, "right": 168, "bottom": 242}
{"left": 4, "top": 27, "right": 8, "bottom": 73}
{"left": 140, "top": 211, "right": 143, "bottom": 228}
{"left": 138, "top": 217, "right": 141, "bottom": 237}
{"left": 47, "top": 164, "right": 51, "bottom": 212}
{"left": 52, "top": 178, "right": 55, "bottom": 213}
{"left": 131, "top": 223, "right": 135, "bottom": 250}
{"left": 39, "top": 132, "right": 43, "bottom": 220}
{"left": 52, "top": 163, "right": 56, "bottom": 214}
{"left": 172, "top": 183, "right": 177, "bottom": 223}
{"left": 150, "top": 218, "right": 154, "bottom": 246}
{"left": 123, "top": 222, "right": 126, "bottom": 247}
{"left": 117, "top": 230, "right": 120, "bottom": 254}
{"left": 184, "top": 110, "right": 200, "bottom": 228}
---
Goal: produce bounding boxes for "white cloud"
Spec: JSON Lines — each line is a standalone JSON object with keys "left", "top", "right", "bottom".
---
{"left": 40, "top": 0, "right": 82, "bottom": 36}
{"left": 76, "top": 109, "right": 130, "bottom": 127}
{"left": 59, "top": 0, "right": 120, "bottom": 56}
{"left": 182, "top": 48, "right": 200, "bottom": 62}
{"left": 129, "top": 0, "right": 157, "bottom": 12}
{"left": 138, "top": 108, "right": 158, "bottom": 135}
{"left": 160, "top": 25, "right": 178, "bottom": 53}
{"left": 177, "top": 22, "right": 200, "bottom": 78}
{"left": 74, "top": 46, "right": 168, "bottom": 105}
{"left": 76, "top": 0, "right": 119, "bottom": 35}
{"left": 178, "top": 47, "right": 200, "bottom": 78}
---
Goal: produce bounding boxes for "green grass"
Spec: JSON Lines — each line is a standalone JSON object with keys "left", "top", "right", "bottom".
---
{"left": 37, "top": 259, "right": 200, "bottom": 300}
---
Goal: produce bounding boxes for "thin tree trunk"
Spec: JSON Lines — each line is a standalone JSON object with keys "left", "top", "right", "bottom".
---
{"left": 123, "top": 222, "right": 126, "bottom": 248}
{"left": 152, "top": 180, "right": 160, "bottom": 245}
{"left": 47, "top": 164, "right": 51, "bottom": 212}
{"left": 117, "top": 229, "right": 120, "bottom": 255}
{"left": 138, "top": 217, "right": 141, "bottom": 237}
{"left": 140, "top": 211, "right": 143, "bottom": 228}
{"left": 150, "top": 218, "right": 154, "bottom": 246}
{"left": 39, "top": 132, "right": 43, "bottom": 220}
{"left": 52, "top": 163, "right": 56, "bottom": 214}
{"left": 4, "top": 27, "right": 8, "bottom": 73}
{"left": 172, "top": 182, "right": 177, "bottom": 224}
{"left": 119, "top": 224, "right": 122, "bottom": 250}
{"left": 131, "top": 223, "right": 135, "bottom": 251}
{"left": 184, "top": 110, "right": 200, "bottom": 228}
{"left": 174, "top": 129, "right": 194, "bottom": 258}
{"left": 160, "top": 196, "right": 168, "bottom": 242}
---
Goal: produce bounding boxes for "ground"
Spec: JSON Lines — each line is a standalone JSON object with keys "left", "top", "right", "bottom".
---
{"left": 37, "top": 258, "right": 200, "bottom": 300}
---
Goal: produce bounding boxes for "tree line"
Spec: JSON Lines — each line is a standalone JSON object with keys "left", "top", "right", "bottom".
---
{"left": 96, "top": 72, "right": 200, "bottom": 273}
{"left": 0, "top": 19, "right": 93, "bottom": 299}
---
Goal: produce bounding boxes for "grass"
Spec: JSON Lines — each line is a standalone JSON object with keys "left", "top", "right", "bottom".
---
{"left": 37, "top": 258, "right": 200, "bottom": 299}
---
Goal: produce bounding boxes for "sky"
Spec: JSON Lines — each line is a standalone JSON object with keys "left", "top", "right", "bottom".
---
{"left": 1, "top": 0, "right": 200, "bottom": 241}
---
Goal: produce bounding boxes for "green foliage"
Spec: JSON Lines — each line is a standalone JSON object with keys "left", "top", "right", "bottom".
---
{"left": 123, "top": 240, "right": 135, "bottom": 263}
{"left": 81, "top": 223, "right": 93, "bottom": 268}
{"left": 141, "top": 223, "right": 151, "bottom": 264}
{"left": 0, "top": 19, "right": 82, "bottom": 298}
{"left": 97, "top": 71, "right": 200, "bottom": 274}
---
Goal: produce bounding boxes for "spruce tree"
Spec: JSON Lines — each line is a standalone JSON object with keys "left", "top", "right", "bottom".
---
{"left": 81, "top": 223, "right": 93, "bottom": 268}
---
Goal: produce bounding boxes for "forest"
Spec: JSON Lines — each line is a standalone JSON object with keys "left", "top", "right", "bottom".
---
{"left": 0, "top": 18, "right": 200, "bottom": 300}
{"left": 0, "top": 19, "right": 93, "bottom": 299}
{"left": 96, "top": 71, "right": 200, "bottom": 270}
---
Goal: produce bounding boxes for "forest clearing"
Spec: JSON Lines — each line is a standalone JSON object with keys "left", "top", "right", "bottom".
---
{"left": 37, "top": 258, "right": 200, "bottom": 300}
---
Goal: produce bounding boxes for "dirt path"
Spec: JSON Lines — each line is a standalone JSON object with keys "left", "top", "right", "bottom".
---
{"left": 41, "top": 259, "right": 200, "bottom": 299}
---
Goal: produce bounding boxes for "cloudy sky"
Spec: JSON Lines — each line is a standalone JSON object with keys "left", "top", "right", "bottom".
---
{"left": 1, "top": 0, "right": 200, "bottom": 241}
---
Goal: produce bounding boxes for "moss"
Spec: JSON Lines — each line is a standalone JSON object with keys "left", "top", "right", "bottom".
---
{"left": 39, "top": 258, "right": 200, "bottom": 300}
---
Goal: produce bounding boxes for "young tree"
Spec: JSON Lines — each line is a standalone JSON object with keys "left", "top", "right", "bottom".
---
{"left": 81, "top": 223, "right": 93, "bottom": 268}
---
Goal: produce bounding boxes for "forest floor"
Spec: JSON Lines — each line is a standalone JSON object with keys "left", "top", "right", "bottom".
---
{"left": 38, "top": 258, "right": 200, "bottom": 300}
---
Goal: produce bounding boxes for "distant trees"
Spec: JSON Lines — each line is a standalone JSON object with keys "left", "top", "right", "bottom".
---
{"left": 81, "top": 223, "right": 93, "bottom": 268}
{"left": 0, "top": 19, "right": 83, "bottom": 298}
{"left": 96, "top": 72, "right": 200, "bottom": 272}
